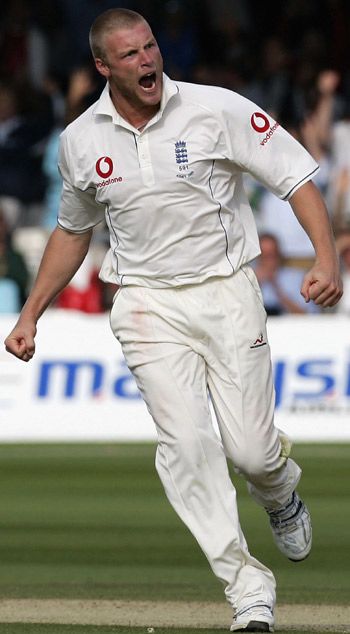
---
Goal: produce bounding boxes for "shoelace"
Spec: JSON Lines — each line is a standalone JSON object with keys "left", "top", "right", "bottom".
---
{"left": 235, "top": 603, "right": 272, "bottom": 618}
{"left": 267, "top": 492, "right": 304, "bottom": 528}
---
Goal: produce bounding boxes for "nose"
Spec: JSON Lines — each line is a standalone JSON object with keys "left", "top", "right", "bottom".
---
{"left": 140, "top": 48, "right": 153, "bottom": 66}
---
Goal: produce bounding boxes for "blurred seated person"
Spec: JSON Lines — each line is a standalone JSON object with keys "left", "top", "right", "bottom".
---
{"left": 0, "top": 0, "right": 49, "bottom": 89}
{"left": 54, "top": 230, "right": 117, "bottom": 313}
{"left": 254, "top": 233, "right": 319, "bottom": 315}
{"left": 335, "top": 230, "right": 350, "bottom": 315}
{"left": 42, "top": 65, "right": 99, "bottom": 230}
{"left": 327, "top": 99, "right": 350, "bottom": 233}
{"left": 256, "top": 189, "right": 317, "bottom": 270}
{"left": 0, "top": 208, "right": 29, "bottom": 312}
{"left": 329, "top": 166, "right": 350, "bottom": 236}
{"left": 55, "top": 247, "right": 106, "bottom": 314}
{"left": 0, "top": 82, "right": 53, "bottom": 214}
{"left": 55, "top": 272, "right": 104, "bottom": 313}
{"left": 42, "top": 65, "right": 109, "bottom": 313}
{"left": 256, "top": 71, "right": 339, "bottom": 269}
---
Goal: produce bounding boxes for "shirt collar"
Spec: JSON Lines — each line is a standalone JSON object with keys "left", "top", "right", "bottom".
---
{"left": 92, "top": 74, "right": 179, "bottom": 129}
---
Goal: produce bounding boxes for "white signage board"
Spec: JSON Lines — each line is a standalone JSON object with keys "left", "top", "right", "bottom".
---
{"left": 0, "top": 312, "right": 349, "bottom": 442}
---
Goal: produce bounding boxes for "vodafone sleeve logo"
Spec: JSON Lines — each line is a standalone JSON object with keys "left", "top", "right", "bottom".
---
{"left": 250, "top": 112, "right": 280, "bottom": 146}
{"left": 96, "top": 156, "right": 114, "bottom": 178}
{"left": 250, "top": 112, "right": 270, "bottom": 133}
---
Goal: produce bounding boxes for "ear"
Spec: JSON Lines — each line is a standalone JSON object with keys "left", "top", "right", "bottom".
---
{"left": 94, "top": 58, "right": 111, "bottom": 79}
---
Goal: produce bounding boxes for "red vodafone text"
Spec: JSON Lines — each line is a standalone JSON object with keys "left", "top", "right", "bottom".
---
{"left": 96, "top": 176, "right": 123, "bottom": 188}
{"left": 259, "top": 121, "right": 280, "bottom": 146}
{"left": 250, "top": 112, "right": 280, "bottom": 147}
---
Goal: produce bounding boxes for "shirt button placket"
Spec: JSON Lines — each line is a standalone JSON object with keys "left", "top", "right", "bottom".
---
{"left": 137, "top": 133, "right": 154, "bottom": 186}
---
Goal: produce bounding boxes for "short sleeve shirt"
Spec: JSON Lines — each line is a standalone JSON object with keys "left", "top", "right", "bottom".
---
{"left": 58, "top": 75, "right": 319, "bottom": 288}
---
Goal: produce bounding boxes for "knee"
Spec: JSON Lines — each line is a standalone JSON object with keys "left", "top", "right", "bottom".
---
{"left": 233, "top": 448, "right": 274, "bottom": 482}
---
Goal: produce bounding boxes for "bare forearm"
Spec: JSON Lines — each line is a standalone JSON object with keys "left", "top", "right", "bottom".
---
{"left": 21, "top": 226, "right": 92, "bottom": 321}
{"left": 289, "top": 181, "right": 336, "bottom": 262}
{"left": 4, "top": 226, "right": 93, "bottom": 362}
{"left": 289, "top": 181, "right": 342, "bottom": 306}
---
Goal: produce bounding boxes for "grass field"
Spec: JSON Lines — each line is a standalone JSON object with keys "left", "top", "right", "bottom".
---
{"left": 0, "top": 442, "right": 348, "bottom": 633}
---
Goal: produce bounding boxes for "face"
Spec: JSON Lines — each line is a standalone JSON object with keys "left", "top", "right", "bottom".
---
{"left": 0, "top": 87, "right": 16, "bottom": 122}
{"left": 260, "top": 236, "right": 281, "bottom": 270}
{"left": 95, "top": 21, "right": 163, "bottom": 122}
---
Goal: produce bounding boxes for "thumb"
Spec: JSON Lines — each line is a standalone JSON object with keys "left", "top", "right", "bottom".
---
{"left": 301, "top": 278, "right": 311, "bottom": 303}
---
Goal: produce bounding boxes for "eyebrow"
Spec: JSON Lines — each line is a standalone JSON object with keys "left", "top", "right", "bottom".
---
{"left": 119, "top": 37, "right": 156, "bottom": 56}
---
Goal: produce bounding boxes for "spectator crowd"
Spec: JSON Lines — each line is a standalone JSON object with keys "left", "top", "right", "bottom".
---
{"left": 1, "top": 0, "right": 350, "bottom": 315}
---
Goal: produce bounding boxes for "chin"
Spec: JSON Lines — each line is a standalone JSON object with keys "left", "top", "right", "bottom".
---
{"left": 140, "top": 93, "right": 161, "bottom": 107}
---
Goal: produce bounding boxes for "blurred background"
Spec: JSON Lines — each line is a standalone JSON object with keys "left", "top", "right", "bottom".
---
{"left": 1, "top": 0, "right": 350, "bottom": 316}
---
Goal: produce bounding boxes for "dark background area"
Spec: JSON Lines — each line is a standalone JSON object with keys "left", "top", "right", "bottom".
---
{"left": 1, "top": 0, "right": 350, "bottom": 315}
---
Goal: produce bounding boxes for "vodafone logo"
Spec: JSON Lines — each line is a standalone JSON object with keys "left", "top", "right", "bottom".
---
{"left": 96, "top": 156, "right": 113, "bottom": 178}
{"left": 250, "top": 112, "right": 280, "bottom": 146}
{"left": 250, "top": 112, "right": 270, "bottom": 133}
{"left": 95, "top": 156, "right": 123, "bottom": 187}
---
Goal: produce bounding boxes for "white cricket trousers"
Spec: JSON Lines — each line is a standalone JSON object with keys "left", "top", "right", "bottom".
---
{"left": 110, "top": 266, "right": 301, "bottom": 612}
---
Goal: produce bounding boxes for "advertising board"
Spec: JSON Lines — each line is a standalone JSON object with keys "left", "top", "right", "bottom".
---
{"left": 0, "top": 312, "right": 349, "bottom": 441}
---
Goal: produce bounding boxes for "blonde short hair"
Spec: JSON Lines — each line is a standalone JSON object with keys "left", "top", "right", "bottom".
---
{"left": 89, "top": 8, "right": 147, "bottom": 61}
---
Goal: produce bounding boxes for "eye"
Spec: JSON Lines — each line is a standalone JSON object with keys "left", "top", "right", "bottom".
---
{"left": 123, "top": 49, "right": 136, "bottom": 58}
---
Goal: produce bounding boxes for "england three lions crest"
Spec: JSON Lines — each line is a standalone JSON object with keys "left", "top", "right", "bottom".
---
{"left": 174, "top": 140, "right": 193, "bottom": 179}
{"left": 175, "top": 140, "right": 188, "bottom": 164}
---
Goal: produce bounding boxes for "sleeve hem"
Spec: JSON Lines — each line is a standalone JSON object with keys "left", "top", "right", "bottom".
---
{"left": 57, "top": 220, "right": 101, "bottom": 234}
{"left": 282, "top": 166, "right": 320, "bottom": 201}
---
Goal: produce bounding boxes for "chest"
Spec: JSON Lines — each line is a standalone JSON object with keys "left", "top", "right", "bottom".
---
{"left": 74, "top": 113, "right": 229, "bottom": 206}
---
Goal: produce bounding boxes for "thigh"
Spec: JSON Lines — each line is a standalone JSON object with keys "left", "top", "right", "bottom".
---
{"left": 110, "top": 285, "right": 213, "bottom": 441}
{"left": 128, "top": 341, "right": 211, "bottom": 442}
{"left": 205, "top": 267, "right": 280, "bottom": 469}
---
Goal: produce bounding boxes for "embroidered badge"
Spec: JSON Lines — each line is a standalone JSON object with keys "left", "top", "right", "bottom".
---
{"left": 175, "top": 140, "right": 188, "bottom": 164}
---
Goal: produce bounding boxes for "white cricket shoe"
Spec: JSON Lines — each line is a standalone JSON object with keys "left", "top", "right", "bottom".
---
{"left": 230, "top": 604, "right": 274, "bottom": 632}
{"left": 267, "top": 491, "right": 312, "bottom": 561}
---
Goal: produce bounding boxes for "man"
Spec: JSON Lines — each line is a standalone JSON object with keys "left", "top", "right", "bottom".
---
{"left": 4, "top": 9, "right": 342, "bottom": 633}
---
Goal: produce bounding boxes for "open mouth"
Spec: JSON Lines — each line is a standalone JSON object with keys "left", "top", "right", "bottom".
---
{"left": 139, "top": 72, "right": 157, "bottom": 91}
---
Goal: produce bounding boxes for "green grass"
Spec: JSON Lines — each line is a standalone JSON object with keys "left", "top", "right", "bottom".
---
{"left": 0, "top": 442, "right": 348, "bottom": 607}
{"left": 0, "top": 628, "right": 345, "bottom": 634}
{"left": 0, "top": 623, "right": 344, "bottom": 634}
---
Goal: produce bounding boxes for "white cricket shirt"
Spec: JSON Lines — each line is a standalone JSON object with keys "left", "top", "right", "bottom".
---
{"left": 58, "top": 75, "right": 319, "bottom": 288}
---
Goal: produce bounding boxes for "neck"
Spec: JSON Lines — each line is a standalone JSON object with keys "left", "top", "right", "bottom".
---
{"left": 109, "top": 87, "right": 159, "bottom": 129}
{"left": 122, "top": 107, "right": 159, "bottom": 130}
